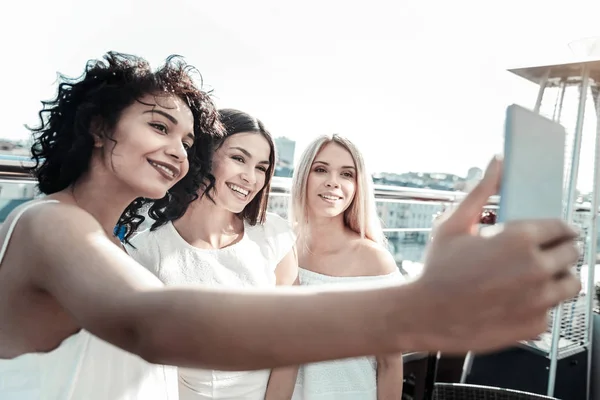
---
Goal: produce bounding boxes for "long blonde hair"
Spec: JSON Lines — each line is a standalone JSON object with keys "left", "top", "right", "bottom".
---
{"left": 290, "top": 134, "right": 386, "bottom": 246}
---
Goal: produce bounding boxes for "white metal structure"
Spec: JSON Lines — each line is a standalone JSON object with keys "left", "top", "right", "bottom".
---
{"left": 509, "top": 58, "right": 600, "bottom": 399}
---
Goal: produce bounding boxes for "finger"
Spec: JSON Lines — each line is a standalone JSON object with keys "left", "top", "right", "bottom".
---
{"left": 506, "top": 219, "right": 579, "bottom": 248}
{"left": 542, "top": 273, "right": 582, "bottom": 308}
{"left": 437, "top": 156, "right": 502, "bottom": 237}
{"left": 536, "top": 241, "right": 580, "bottom": 277}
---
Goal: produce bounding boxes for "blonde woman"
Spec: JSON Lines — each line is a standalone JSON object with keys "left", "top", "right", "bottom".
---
{"left": 290, "top": 134, "right": 404, "bottom": 399}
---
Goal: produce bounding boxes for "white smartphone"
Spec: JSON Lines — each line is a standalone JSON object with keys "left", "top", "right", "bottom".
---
{"left": 497, "top": 104, "right": 566, "bottom": 223}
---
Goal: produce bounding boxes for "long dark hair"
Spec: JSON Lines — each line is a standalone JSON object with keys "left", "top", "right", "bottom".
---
{"left": 151, "top": 108, "right": 276, "bottom": 229}
{"left": 28, "top": 51, "right": 224, "bottom": 242}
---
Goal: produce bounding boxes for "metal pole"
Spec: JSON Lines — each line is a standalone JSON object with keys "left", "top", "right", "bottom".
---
{"left": 565, "top": 67, "right": 590, "bottom": 223}
{"left": 548, "top": 65, "right": 590, "bottom": 397}
{"left": 553, "top": 79, "right": 567, "bottom": 123}
{"left": 585, "top": 85, "right": 600, "bottom": 400}
{"left": 534, "top": 69, "right": 551, "bottom": 113}
{"left": 423, "top": 351, "right": 440, "bottom": 400}
{"left": 460, "top": 352, "right": 473, "bottom": 384}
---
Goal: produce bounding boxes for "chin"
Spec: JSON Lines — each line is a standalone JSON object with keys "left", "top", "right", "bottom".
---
{"left": 314, "top": 209, "right": 342, "bottom": 218}
{"left": 137, "top": 185, "right": 170, "bottom": 200}
{"left": 228, "top": 205, "right": 246, "bottom": 214}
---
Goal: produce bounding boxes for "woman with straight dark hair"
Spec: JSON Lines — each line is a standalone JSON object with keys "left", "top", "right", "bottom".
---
{"left": 129, "top": 108, "right": 298, "bottom": 399}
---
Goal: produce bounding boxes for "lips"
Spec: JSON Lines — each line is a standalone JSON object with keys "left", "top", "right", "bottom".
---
{"left": 319, "top": 193, "right": 342, "bottom": 201}
{"left": 148, "top": 159, "right": 180, "bottom": 180}
{"left": 227, "top": 183, "right": 251, "bottom": 198}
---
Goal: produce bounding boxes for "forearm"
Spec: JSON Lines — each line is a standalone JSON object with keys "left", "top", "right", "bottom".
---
{"left": 377, "top": 356, "right": 404, "bottom": 400}
{"left": 265, "top": 365, "right": 299, "bottom": 400}
{"left": 133, "top": 283, "right": 419, "bottom": 370}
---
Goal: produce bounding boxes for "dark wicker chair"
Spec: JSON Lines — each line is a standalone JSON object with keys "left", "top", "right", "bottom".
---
{"left": 433, "top": 383, "right": 558, "bottom": 400}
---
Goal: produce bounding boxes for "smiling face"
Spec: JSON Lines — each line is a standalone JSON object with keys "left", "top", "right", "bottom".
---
{"left": 306, "top": 142, "right": 357, "bottom": 219}
{"left": 210, "top": 131, "right": 272, "bottom": 214}
{"left": 94, "top": 93, "right": 195, "bottom": 200}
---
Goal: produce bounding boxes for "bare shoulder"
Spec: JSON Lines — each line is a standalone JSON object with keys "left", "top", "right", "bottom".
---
{"left": 353, "top": 238, "right": 398, "bottom": 276}
{"left": 4, "top": 199, "right": 110, "bottom": 275}
{"left": 15, "top": 200, "right": 104, "bottom": 242}
{"left": 0, "top": 199, "right": 110, "bottom": 290}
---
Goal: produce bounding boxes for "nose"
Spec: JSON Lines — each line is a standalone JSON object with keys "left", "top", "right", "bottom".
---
{"left": 325, "top": 176, "right": 340, "bottom": 188}
{"left": 241, "top": 167, "right": 257, "bottom": 185}
{"left": 166, "top": 141, "right": 188, "bottom": 163}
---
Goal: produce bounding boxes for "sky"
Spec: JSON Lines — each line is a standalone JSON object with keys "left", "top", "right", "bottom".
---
{"left": 2, "top": 0, "right": 600, "bottom": 191}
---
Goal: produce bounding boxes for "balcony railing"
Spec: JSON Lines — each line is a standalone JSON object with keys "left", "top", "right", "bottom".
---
{"left": 0, "top": 156, "right": 496, "bottom": 267}
{"left": 0, "top": 155, "right": 594, "bottom": 269}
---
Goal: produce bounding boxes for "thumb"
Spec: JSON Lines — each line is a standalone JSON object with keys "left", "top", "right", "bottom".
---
{"left": 436, "top": 155, "right": 502, "bottom": 237}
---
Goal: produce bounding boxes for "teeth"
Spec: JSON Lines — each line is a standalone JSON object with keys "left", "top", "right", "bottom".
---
{"left": 150, "top": 161, "right": 175, "bottom": 178}
{"left": 320, "top": 195, "right": 340, "bottom": 200}
{"left": 228, "top": 184, "right": 249, "bottom": 196}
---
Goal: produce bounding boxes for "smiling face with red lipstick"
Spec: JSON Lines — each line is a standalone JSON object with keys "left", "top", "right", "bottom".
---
{"left": 97, "top": 94, "right": 195, "bottom": 201}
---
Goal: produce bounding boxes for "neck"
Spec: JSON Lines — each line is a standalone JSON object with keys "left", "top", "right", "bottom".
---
{"left": 174, "top": 195, "right": 243, "bottom": 249}
{"left": 66, "top": 167, "right": 139, "bottom": 238}
{"left": 301, "top": 213, "right": 349, "bottom": 253}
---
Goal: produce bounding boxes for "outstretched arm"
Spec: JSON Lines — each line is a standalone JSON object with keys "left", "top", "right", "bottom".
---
{"left": 25, "top": 204, "right": 411, "bottom": 370}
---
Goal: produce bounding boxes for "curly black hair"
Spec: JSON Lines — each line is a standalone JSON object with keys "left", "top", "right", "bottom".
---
{"left": 28, "top": 51, "right": 223, "bottom": 242}
{"left": 149, "top": 108, "right": 276, "bottom": 230}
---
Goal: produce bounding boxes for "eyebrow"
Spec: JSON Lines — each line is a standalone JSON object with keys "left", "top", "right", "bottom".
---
{"left": 144, "top": 109, "right": 195, "bottom": 141}
{"left": 230, "top": 146, "right": 270, "bottom": 165}
{"left": 313, "top": 160, "right": 356, "bottom": 169}
{"left": 144, "top": 109, "right": 178, "bottom": 124}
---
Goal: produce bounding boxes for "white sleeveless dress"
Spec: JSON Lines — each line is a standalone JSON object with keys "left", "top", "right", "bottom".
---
{"left": 128, "top": 212, "right": 296, "bottom": 400}
{"left": 292, "top": 267, "right": 404, "bottom": 400}
{"left": 0, "top": 200, "right": 178, "bottom": 400}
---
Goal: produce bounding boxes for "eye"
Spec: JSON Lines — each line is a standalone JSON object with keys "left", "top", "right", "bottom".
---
{"left": 232, "top": 155, "right": 245, "bottom": 163}
{"left": 183, "top": 141, "right": 193, "bottom": 151}
{"left": 342, "top": 171, "right": 354, "bottom": 178}
{"left": 314, "top": 167, "right": 326, "bottom": 173}
{"left": 257, "top": 165, "right": 268, "bottom": 173}
{"left": 149, "top": 122, "right": 168, "bottom": 134}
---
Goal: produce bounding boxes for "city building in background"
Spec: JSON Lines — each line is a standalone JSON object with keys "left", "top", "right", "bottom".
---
{"left": 0, "top": 140, "right": 29, "bottom": 156}
{"left": 274, "top": 137, "right": 295, "bottom": 178}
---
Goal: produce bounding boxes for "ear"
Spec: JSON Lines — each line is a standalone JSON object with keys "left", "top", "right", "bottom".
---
{"left": 90, "top": 117, "right": 105, "bottom": 148}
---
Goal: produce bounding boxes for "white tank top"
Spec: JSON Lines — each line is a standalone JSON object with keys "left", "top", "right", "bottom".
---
{"left": 292, "top": 267, "right": 404, "bottom": 400}
{"left": 128, "top": 212, "right": 296, "bottom": 400}
{"left": 0, "top": 200, "right": 178, "bottom": 400}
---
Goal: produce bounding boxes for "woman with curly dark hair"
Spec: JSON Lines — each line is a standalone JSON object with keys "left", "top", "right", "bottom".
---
{"left": 0, "top": 52, "right": 583, "bottom": 400}
{"left": 0, "top": 51, "right": 224, "bottom": 399}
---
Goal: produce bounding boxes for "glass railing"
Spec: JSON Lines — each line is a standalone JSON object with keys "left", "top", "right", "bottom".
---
{"left": 0, "top": 161, "right": 496, "bottom": 278}
{"left": 2, "top": 160, "right": 598, "bottom": 281}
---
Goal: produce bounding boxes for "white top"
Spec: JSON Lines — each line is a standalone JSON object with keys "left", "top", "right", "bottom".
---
{"left": 292, "top": 267, "right": 404, "bottom": 400}
{"left": 0, "top": 200, "right": 178, "bottom": 400}
{"left": 128, "top": 212, "right": 296, "bottom": 400}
